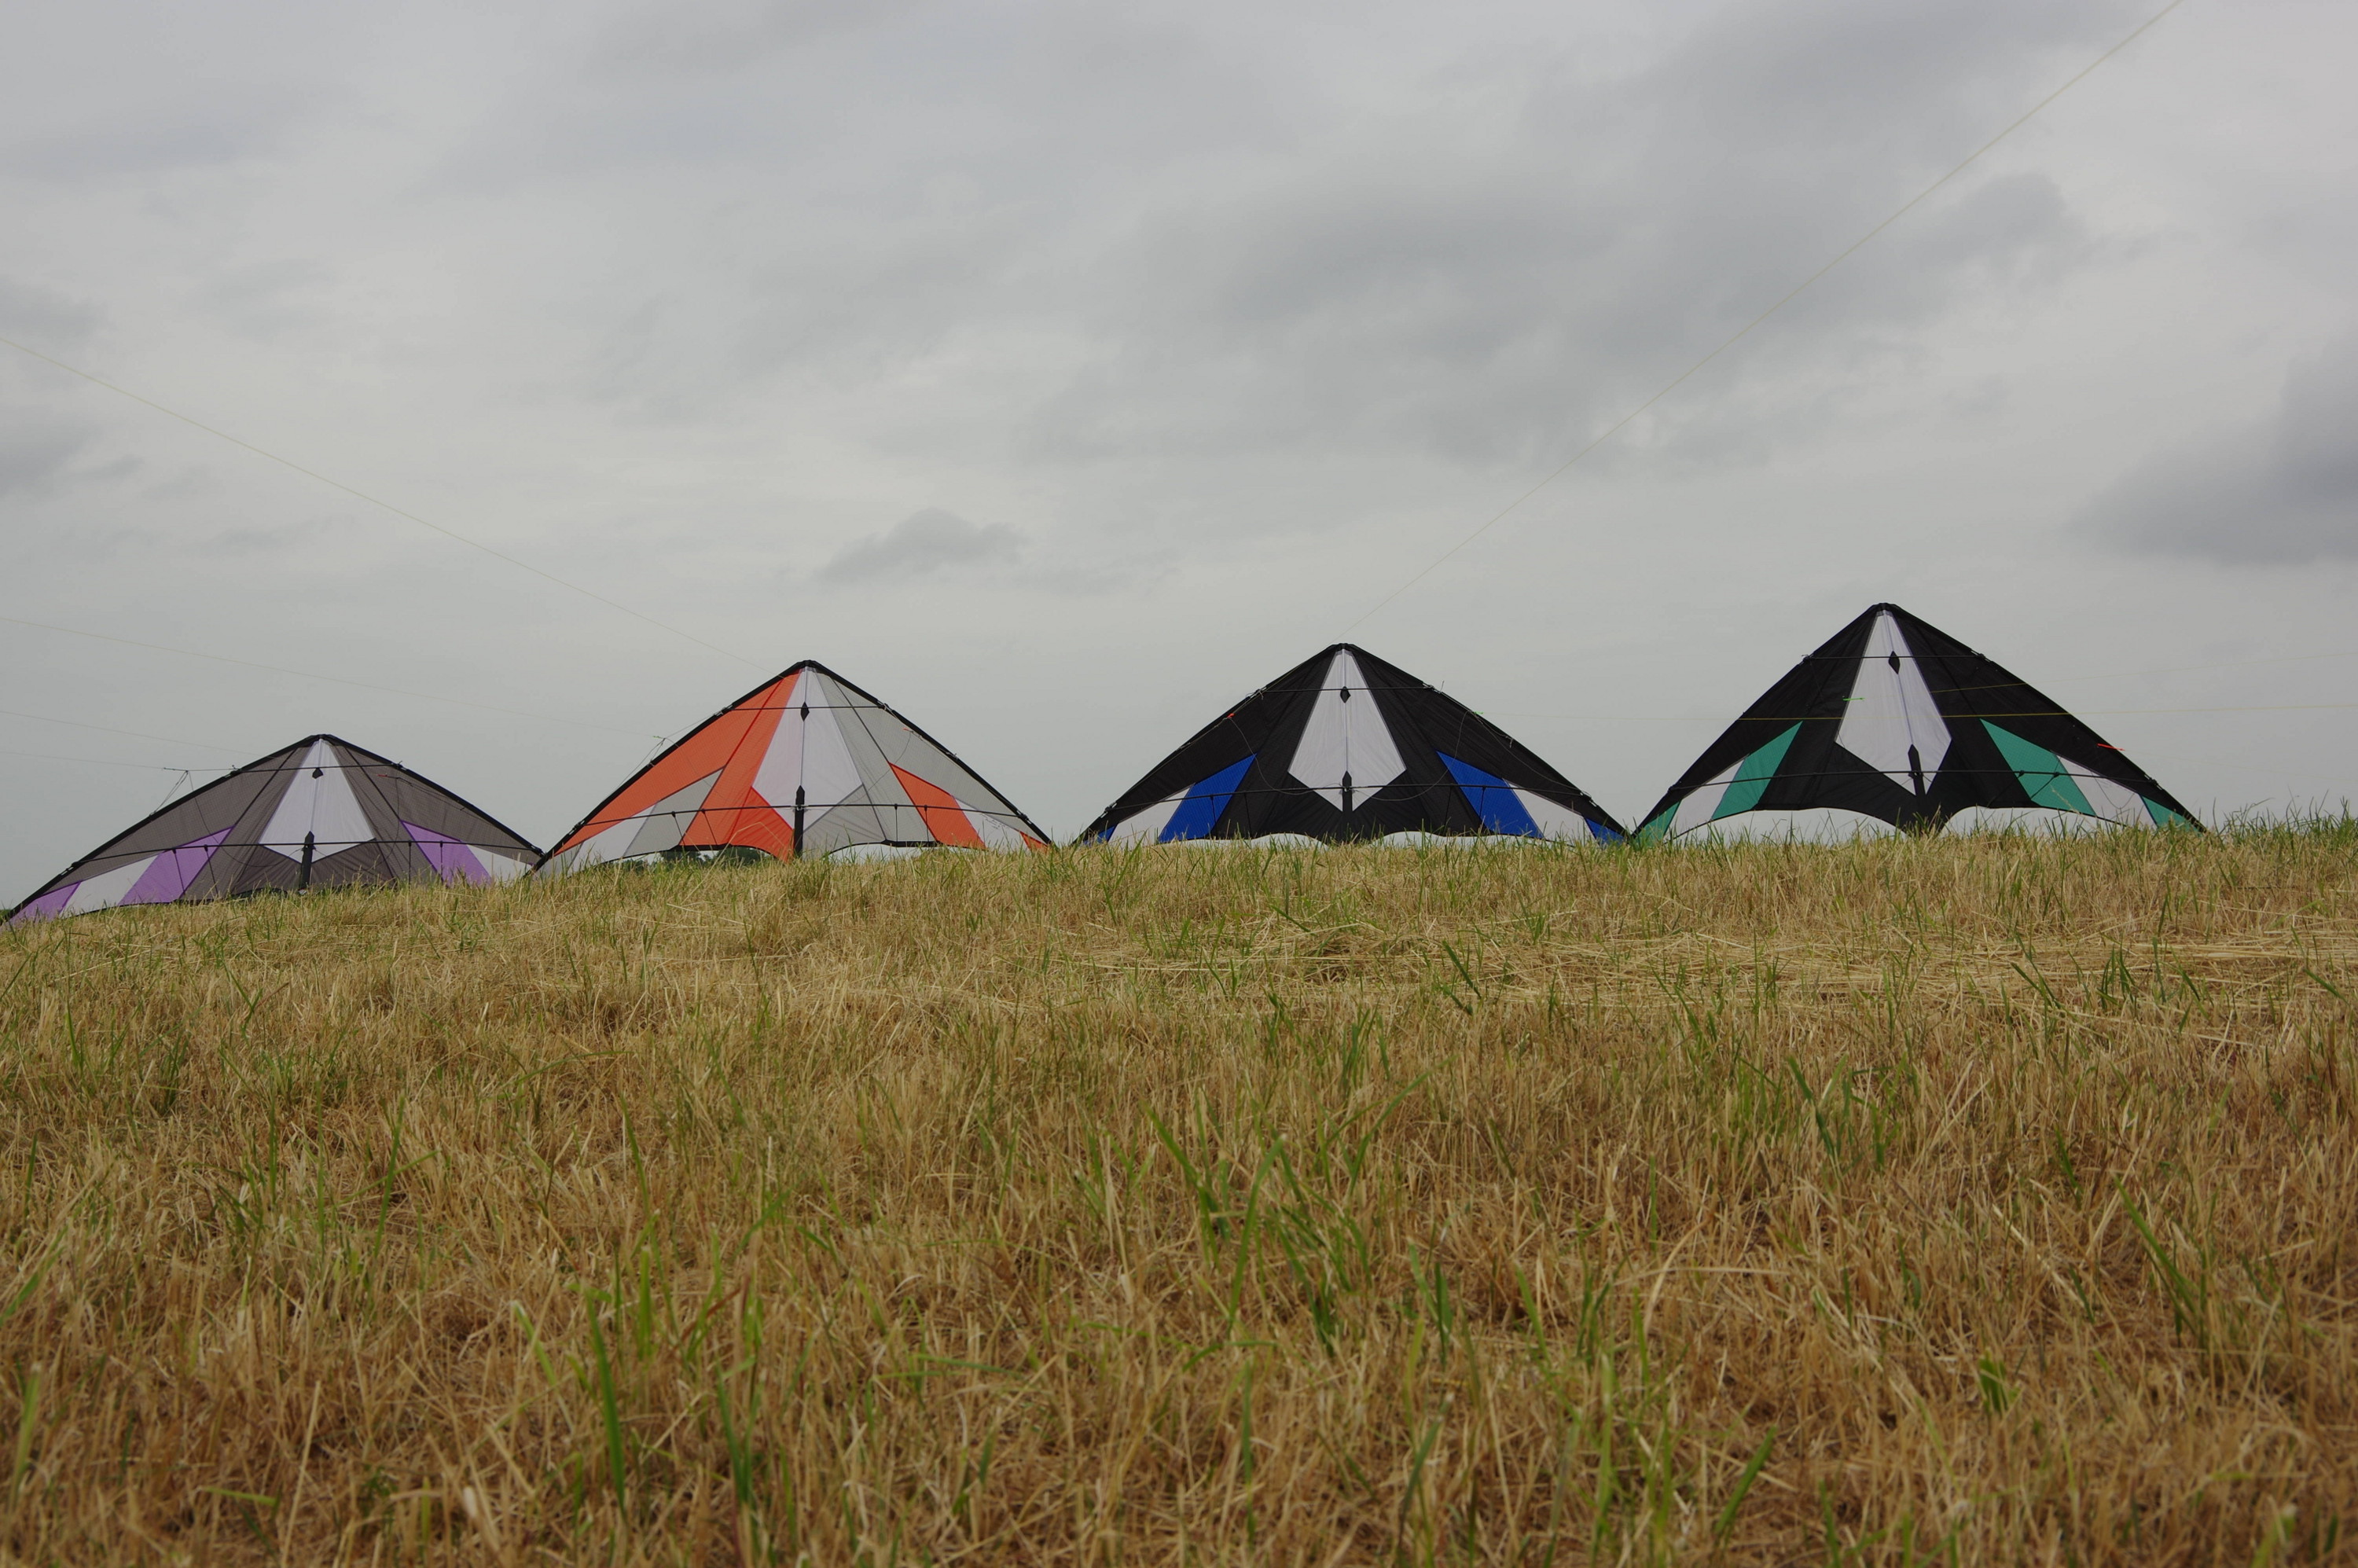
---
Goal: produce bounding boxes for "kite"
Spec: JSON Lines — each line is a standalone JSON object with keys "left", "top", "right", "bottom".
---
{"left": 542, "top": 660, "right": 1049, "bottom": 869}
{"left": 8, "top": 734, "right": 539, "bottom": 924}
{"left": 1078, "top": 643, "right": 1624, "bottom": 844}
{"left": 1635, "top": 602, "right": 2199, "bottom": 840}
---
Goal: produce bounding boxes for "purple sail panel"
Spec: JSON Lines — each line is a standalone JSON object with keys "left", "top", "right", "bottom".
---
{"left": 123, "top": 828, "right": 235, "bottom": 906}
{"left": 9, "top": 883, "right": 81, "bottom": 924}
{"left": 404, "top": 821, "right": 490, "bottom": 885}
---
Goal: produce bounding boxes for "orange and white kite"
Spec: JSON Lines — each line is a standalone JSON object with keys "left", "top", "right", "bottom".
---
{"left": 542, "top": 661, "right": 1048, "bottom": 869}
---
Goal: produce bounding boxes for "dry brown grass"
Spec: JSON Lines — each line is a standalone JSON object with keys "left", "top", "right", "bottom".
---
{"left": 2, "top": 827, "right": 2355, "bottom": 1565}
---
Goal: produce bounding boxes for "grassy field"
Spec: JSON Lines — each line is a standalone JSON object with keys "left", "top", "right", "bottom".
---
{"left": 2, "top": 828, "right": 2353, "bottom": 1565}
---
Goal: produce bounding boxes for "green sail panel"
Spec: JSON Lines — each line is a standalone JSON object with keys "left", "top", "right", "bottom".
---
{"left": 1637, "top": 723, "right": 1802, "bottom": 842}
{"left": 1983, "top": 722, "right": 2193, "bottom": 827}
{"left": 1715, "top": 723, "right": 1802, "bottom": 820}
{"left": 1981, "top": 722, "right": 2095, "bottom": 816}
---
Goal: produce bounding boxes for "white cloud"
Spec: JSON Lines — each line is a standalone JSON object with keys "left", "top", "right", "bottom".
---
{"left": 817, "top": 508, "right": 1023, "bottom": 583}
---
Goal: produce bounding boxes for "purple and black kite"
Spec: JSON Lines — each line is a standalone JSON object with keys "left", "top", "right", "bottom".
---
{"left": 8, "top": 734, "right": 539, "bottom": 924}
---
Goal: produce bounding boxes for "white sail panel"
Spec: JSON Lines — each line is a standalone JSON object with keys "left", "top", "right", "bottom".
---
{"left": 752, "top": 670, "right": 868, "bottom": 835}
{"left": 1284, "top": 649, "right": 1405, "bottom": 810}
{"left": 1836, "top": 610, "right": 1949, "bottom": 795}
{"left": 259, "top": 739, "right": 378, "bottom": 857}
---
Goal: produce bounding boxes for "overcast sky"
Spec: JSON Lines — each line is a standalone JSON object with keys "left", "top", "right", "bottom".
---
{"left": 4, "top": 0, "right": 2354, "bottom": 896}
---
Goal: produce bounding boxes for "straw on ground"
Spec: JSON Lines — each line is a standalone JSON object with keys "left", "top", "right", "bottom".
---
{"left": 2, "top": 827, "right": 2352, "bottom": 1563}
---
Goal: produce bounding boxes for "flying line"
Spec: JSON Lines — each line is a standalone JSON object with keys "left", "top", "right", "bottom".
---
{"left": 1343, "top": 0, "right": 2190, "bottom": 634}
{"left": 0, "top": 614, "right": 657, "bottom": 737}
{"left": 0, "top": 747, "right": 226, "bottom": 774}
{"left": 0, "top": 331, "right": 757, "bottom": 668}
{"left": 0, "top": 706, "right": 250, "bottom": 754}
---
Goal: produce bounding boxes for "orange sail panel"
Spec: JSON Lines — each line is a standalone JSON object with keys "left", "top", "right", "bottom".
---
{"left": 553, "top": 670, "right": 795, "bottom": 853}
{"left": 891, "top": 766, "right": 985, "bottom": 848}
{"left": 683, "top": 673, "right": 797, "bottom": 852}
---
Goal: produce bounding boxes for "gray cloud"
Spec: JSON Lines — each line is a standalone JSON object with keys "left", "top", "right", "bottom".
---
{"left": 509, "top": 0, "right": 2121, "bottom": 468}
{"left": 0, "top": 406, "right": 94, "bottom": 498}
{"left": 0, "top": 281, "right": 121, "bottom": 502}
{"left": 2083, "top": 334, "right": 2358, "bottom": 564}
{"left": 1016, "top": 3, "right": 2115, "bottom": 473}
{"left": 2, "top": 0, "right": 2356, "bottom": 897}
{"left": 816, "top": 508, "right": 1023, "bottom": 582}
{"left": 592, "top": 0, "right": 932, "bottom": 76}
{"left": 201, "top": 260, "right": 337, "bottom": 343}
{"left": 0, "top": 8, "right": 326, "bottom": 184}
{"left": 0, "top": 276, "right": 99, "bottom": 351}
{"left": 5, "top": 116, "right": 290, "bottom": 181}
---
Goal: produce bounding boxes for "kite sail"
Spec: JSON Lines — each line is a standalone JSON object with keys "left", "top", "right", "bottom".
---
{"left": 1635, "top": 603, "right": 2199, "bottom": 840}
{"left": 1078, "top": 643, "right": 1624, "bottom": 845}
{"left": 8, "top": 735, "right": 539, "bottom": 924}
{"left": 542, "top": 660, "right": 1049, "bottom": 870}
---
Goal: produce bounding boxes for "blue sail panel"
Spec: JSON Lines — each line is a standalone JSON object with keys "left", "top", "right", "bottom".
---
{"left": 1159, "top": 757, "right": 1255, "bottom": 842}
{"left": 1438, "top": 753, "right": 1542, "bottom": 837}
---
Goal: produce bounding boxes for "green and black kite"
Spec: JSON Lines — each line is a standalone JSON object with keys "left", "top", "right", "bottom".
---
{"left": 1636, "top": 604, "right": 2198, "bottom": 840}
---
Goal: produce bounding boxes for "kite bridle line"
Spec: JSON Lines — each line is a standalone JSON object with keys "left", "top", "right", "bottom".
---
{"left": 0, "top": 333, "right": 759, "bottom": 670}
{"left": 1340, "top": 0, "right": 2191, "bottom": 638}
